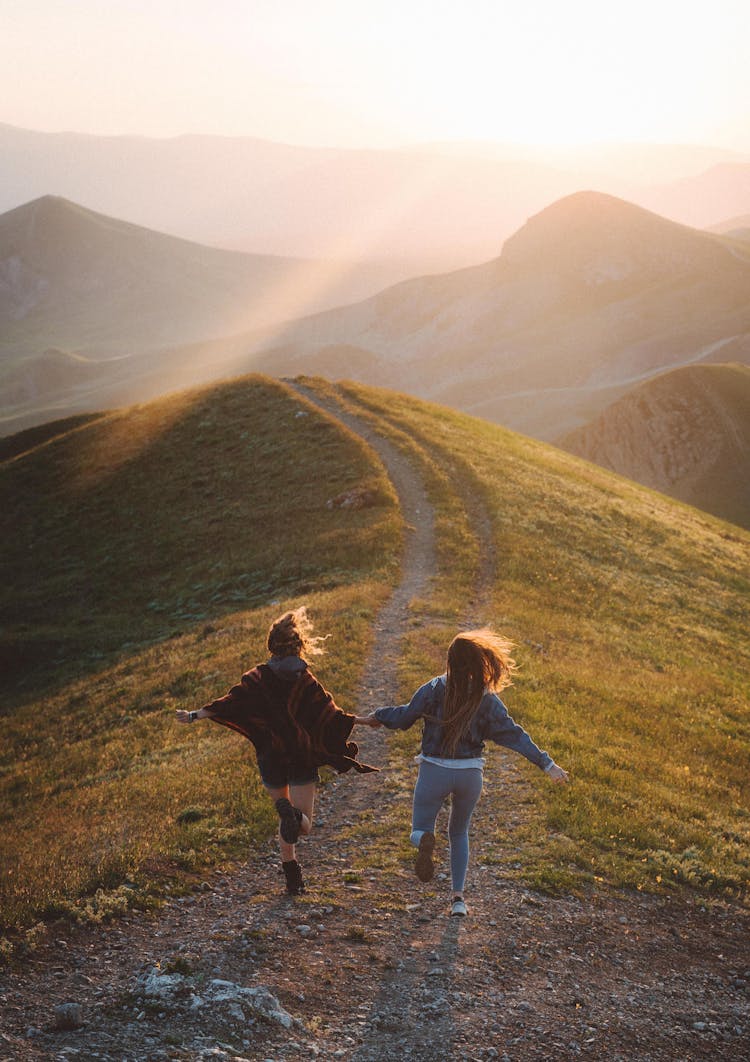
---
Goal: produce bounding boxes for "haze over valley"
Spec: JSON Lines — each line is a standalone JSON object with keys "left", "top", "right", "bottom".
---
{"left": 3, "top": 5, "right": 750, "bottom": 1057}
{"left": 2, "top": 121, "right": 749, "bottom": 269}
{"left": 4, "top": 183, "right": 748, "bottom": 528}
{"left": 1, "top": 9, "right": 748, "bottom": 601}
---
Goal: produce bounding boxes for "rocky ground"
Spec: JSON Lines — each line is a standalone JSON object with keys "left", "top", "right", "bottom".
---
{"left": 1, "top": 394, "right": 748, "bottom": 1062}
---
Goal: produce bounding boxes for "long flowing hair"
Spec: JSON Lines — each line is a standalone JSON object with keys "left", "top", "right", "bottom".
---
{"left": 440, "top": 629, "right": 517, "bottom": 756}
{"left": 267, "top": 606, "right": 327, "bottom": 659}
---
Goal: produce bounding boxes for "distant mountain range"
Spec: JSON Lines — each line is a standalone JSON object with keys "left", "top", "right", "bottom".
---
{"left": 3, "top": 190, "right": 750, "bottom": 443}
{"left": 2, "top": 122, "right": 749, "bottom": 268}
{"left": 0, "top": 195, "right": 311, "bottom": 353}
{"left": 240, "top": 191, "right": 750, "bottom": 439}
{"left": 709, "top": 213, "right": 750, "bottom": 241}
{"left": 2, "top": 189, "right": 749, "bottom": 532}
{"left": 0, "top": 195, "right": 417, "bottom": 417}
{"left": 560, "top": 363, "right": 750, "bottom": 529}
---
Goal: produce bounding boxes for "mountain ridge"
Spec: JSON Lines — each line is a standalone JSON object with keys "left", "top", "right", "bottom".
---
{"left": 0, "top": 194, "right": 423, "bottom": 413}
{"left": 4, "top": 121, "right": 749, "bottom": 266}
{"left": 1, "top": 373, "right": 749, "bottom": 1056}
{"left": 240, "top": 191, "right": 750, "bottom": 436}
{"left": 3, "top": 190, "right": 750, "bottom": 524}
{"left": 559, "top": 362, "right": 750, "bottom": 529}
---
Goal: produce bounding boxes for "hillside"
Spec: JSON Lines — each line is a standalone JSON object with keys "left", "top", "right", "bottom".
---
{"left": 559, "top": 363, "right": 750, "bottom": 530}
{"left": 4, "top": 192, "right": 750, "bottom": 458}
{"left": 2, "top": 374, "right": 749, "bottom": 1059}
{"left": 3, "top": 372, "right": 749, "bottom": 924}
{"left": 4, "top": 122, "right": 749, "bottom": 266}
{"left": 1, "top": 374, "right": 402, "bottom": 931}
{"left": 709, "top": 211, "right": 750, "bottom": 239}
{"left": 0, "top": 196, "right": 312, "bottom": 356}
{"left": 0, "top": 195, "right": 416, "bottom": 412}
{"left": 239, "top": 192, "right": 750, "bottom": 439}
{"left": 644, "top": 162, "right": 750, "bottom": 229}
{"left": 0, "top": 375, "right": 400, "bottom": 695}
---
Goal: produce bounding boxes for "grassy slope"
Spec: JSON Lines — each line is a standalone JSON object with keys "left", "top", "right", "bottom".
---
{"left": 0, "top": 375, "right": 402, "bottom": 934}
{"left": 334, "top": 381, "right": 750, "bottom": 899}
{"left": 0, "top": 411, "right": 105, "bottom": 462}
{"left": 3, "top": 371, "right": 748, "bottom": 939}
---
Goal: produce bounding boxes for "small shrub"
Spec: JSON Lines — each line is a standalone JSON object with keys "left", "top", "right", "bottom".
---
{"left": 345, "top": 926, "right": 372, "bottom": 943}
{"left": 176, "top": 807, "right": 209, "bottom": 825}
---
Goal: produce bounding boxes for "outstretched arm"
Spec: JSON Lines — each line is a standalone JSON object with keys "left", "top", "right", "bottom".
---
{"left": 373, "top": 678, "right": 438, "bottom": 730}
{"left": 484, "top": 693, "right": 564, "bottom": 774}
{"left": 175, "top": 707, "right": 213, "bottom": 724}
{"left": 352, "top": 714, "right": 383, "bottom": 727}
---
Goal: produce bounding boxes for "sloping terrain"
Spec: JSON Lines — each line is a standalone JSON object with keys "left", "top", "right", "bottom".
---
{"left": 0, "top": 374, "right": 400, "bottom": 695}
{"left": 5, "top": 192, "right": 750, "bottom": 448}
{"left": 0, "top": 122, "right": 633, "bottom": 264}
{"left": 2, "top": 375, "right": 748, "bottom": 1061}
{"left": 0, "top": 196, "right": 315, "bottom": 357}
{"left": 4, "top": 122, "right": 749, "bottom": 263}
{"left": 0, "top": 195, "right": 414, "bottom": 409}
{"left": 0, "top": 193, "right": 355, "bottom": 433}
{"left": 244, "top": 192, "right": 750, "bottom": 439}
{"left": 644, "top": 161, "right": 750, "bottom": 229}
{"left": 0, "top": 374, "right": 402, "bottom": 931}
{"left": 4, "top": 372, "right": 748, "bottom": 923}
{"left": 560, "top": 363, "right": 750, "bottom": 529}
{"left": 709, "top": 212, "right": 750, "bottom": 240}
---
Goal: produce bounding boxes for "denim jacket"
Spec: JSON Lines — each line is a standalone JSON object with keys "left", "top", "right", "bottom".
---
{"left": 374, "top": 675, "right": 553, "bottom": 769}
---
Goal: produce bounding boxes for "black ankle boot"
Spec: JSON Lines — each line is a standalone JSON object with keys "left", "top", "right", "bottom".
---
{"left": 282, "top": 859, "right": 305, "bottom": 896}
{"left": 275, "top": 797, "right": 303, "bottom": 844}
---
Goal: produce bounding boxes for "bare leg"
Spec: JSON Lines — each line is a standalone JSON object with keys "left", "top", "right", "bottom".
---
{"left": 289, "top": 781, "right": 316, "bottom": 838}
{"left": 264, "top": 782, "right": 315, "bottom": 862}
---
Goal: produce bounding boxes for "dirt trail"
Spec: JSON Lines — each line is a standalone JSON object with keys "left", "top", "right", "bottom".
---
{"left": 288, "top": 382, "right": 438, "bottom": 751}
{"left": 2, "top": 392, "right": 749, "bottom": 1062}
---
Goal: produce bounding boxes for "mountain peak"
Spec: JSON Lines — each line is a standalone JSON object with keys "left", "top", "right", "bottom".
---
{"left": 499, "top": 190, "right": 730, "bottom": 282}
{"left": 8, "top": 194, "right": 83, "bottom": 220}
{"left": 0, "top": 195, "right": 120, "bottom": 252}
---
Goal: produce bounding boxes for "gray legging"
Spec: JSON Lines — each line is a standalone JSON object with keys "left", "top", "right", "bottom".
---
{"left": 410, "top": 759, "right": 483, "bottom": 893}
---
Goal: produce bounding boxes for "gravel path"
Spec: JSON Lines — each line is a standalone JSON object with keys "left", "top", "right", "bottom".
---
{"left": 1, "top": 392, "right": 748, "bottom": 1062}
{"left": 287, "top": 382, "right": 438, "bottom": 765}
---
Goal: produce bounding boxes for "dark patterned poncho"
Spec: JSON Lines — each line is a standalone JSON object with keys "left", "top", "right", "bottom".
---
{"left": 202, "top": 663, "right": 378, "bottom": 775}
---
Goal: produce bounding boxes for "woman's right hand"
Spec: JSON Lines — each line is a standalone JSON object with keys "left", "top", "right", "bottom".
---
{"left": 354, "top": 713, "right": 383, "bottom": 728}
{"left": 546, "top": 764, "right": 569, "bottom": 784}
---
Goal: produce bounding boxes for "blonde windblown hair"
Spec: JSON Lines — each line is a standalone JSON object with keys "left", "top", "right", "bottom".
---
{"left": 441, "top": 628, "right": 518, "bottom": 756}
{"left": 267, "top": 606, "right": 327, "bottom": 659}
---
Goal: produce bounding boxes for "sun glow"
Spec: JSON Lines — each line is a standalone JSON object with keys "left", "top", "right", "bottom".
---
{"left": 0, "top": 0, "right": 747, "bottom": 151}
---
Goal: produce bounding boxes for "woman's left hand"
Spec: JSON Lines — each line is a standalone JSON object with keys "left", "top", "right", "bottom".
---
{"left": 175, "top": 710, "right": 193, "bottom": 724}
{"left": 353, "top": 713, "right": 383, "bottom": 728}
{"left": 546, "top": 764, "right": 569, "bottom": 784}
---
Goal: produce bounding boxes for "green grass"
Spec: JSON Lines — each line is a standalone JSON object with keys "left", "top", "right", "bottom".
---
{"left": 1, "top": 375, "right": 402, "bottom": 936}
{"left": 4, "top": 369, "right": 749, "bottom": 944}
{"left": 1, "top": 374, "right": 400, "bottom": 696}
{"left": 0, "top": 412, "right": 105, "bottom": 462}
{"left": 333, "top": 380, "right": 750, "bottom": 899}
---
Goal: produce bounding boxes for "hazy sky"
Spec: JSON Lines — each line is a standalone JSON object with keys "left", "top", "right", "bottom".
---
{"left": 2, "top": 0, "right": 749, "bottom": 150}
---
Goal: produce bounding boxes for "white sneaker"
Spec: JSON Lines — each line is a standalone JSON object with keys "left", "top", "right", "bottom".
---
{"left": 451, "top": 897, "right": 468, "bottom": 917}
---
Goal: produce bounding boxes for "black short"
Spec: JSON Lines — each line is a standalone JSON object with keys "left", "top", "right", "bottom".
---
{"left": 256, "top": 755, "right": 319, "bottom": 788}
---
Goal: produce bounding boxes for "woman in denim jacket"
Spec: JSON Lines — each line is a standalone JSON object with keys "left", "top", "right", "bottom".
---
{"left": 372, "top": 629, "right": 568, "bottom": 916}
